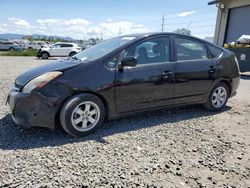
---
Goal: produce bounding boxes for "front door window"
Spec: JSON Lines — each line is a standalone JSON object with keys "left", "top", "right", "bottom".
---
{"left": 124, "top": 37, "right": 170, "bottom": 65}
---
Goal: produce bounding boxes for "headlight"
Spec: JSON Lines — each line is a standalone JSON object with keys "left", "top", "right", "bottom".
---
{"left": 22, "top": 71, "right": 63, "bottom": 94}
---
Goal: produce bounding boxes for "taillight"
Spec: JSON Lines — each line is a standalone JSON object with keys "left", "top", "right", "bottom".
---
{"left": 235, "top": 56, "right": 240, "bottom": 72}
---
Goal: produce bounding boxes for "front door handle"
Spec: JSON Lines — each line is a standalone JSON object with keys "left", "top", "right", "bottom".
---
{"left": 208, "top": 66, "right": 216, "bottom": 73}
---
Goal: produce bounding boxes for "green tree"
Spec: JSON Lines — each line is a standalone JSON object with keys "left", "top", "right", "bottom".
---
{"left": 23, "top": 35, "right": 33, "bottom": 41}
{"left": 174, "top": 28, "right": 191, "bottom": 36}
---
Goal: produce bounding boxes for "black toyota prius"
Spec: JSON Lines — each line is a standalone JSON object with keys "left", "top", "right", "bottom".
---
{"left": 7, "top": 33, "right": 240, "bottom": 136}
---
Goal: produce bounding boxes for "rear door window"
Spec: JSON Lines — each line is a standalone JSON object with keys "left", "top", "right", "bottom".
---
{"left": 175, "top": 38, "right": 208, "bottom": 61}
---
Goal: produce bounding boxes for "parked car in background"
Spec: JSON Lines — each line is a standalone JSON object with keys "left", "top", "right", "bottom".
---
{"left": 27, "top": 41, "right": 47, "bottom": 50}
{"left": 37, "top": 42, "right": 82, "bottom": 59}
{"left": 0, "top": 41, "right": 21, "bottom": 51}
{"left": 7, "top": 33, "right": 240, "bottom": 136}
{"left": 11, "top": 40, "right": 29, "bottom": 50}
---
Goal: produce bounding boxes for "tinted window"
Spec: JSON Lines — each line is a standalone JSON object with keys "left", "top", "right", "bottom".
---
{"left": 53, "top": 44, "right": 61, "bottom": 48}
{"left": 125, "top": 37, "right": 170, "bottom": 65}
{"left": 105, "top": 56, "right": 119, "bottom": 69}
{"left": 74, "top": 37, "right": 136, "bottom": 62}
{"left": 175, "top": 38, "right": 208, "bottom": 61}
{"left": 61, "top": 44, "right": 73, "bottom": 48}
{"left": 4, "top": 42, "right": 13, "bottom": 45}
{"left": 207, "top": 45, "right": 223, "bottom": 58}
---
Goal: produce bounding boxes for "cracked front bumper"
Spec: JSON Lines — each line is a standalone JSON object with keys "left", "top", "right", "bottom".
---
{"left": 7, "top": 88, "right": 61, "bottom": 129}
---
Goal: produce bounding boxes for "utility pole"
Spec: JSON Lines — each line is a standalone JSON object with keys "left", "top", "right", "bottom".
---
{"left": 118, "top": 28, "right": 122, "bottom": 36}
{"left": 100, "top": 31, "right": 103, "bottom": 40}
{"left": 161, "top": 15, "right": 165, "bottom": 32}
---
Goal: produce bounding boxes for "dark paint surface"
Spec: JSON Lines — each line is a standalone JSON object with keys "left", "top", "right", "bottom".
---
{"left": 174, "top": 59, "right": 216, "bottom": 104}
{"left": 8, "top": 33, "right": 240, "bottom": 129}
{"left": 15, "top": 59, "right": 80, "bottom": 86}
{"left": 115, "top": 62, "right": 174, "bottom": 113}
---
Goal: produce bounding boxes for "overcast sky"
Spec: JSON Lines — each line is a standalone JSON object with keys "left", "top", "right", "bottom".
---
{"left": 0, "top": 0, "right": 217, "bottom": 39}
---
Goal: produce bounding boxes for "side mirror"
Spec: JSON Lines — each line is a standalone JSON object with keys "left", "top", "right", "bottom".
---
{"left": 121, "top": 56, "right": 137, "bottom": 67}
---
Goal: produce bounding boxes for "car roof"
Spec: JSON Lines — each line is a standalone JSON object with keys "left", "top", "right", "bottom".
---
{"left": 121, "top": 32, "right": 188, "bottom": 38}
{"left": 120, "top": 32, "right": 213, "bottom": 45}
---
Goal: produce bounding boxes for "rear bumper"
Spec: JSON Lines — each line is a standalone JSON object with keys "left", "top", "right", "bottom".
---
{"left": 7, "top": 88, "right": 61, "bottom": 129}
{"left": 36, "top": 50, "right": 41, "bottom": 57}
{"left": 230, "top": 91, "right": 237, "bottom": 98}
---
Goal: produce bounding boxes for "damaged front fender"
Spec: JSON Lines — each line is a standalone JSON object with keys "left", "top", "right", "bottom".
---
{"left": 9, "top": 89, "right": 64, "bottom": 129}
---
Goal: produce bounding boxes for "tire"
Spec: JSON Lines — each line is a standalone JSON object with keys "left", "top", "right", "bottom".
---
{"left": 9, "top": 47, "right": 15, "bottom": 51}
{"left": 41, "top": 52, "right": 49, "bottom": 59}
{"left": 28, "top": 47, "right": 33, "bottom": 50}
{"left": 69, "top": 52, "right": 77, "bottom": 57}
{"left": 60, "top": 93, "right": 105, "bottom": 137}
{"left": 203, "top": 82, "right": 229, "bottom": 111}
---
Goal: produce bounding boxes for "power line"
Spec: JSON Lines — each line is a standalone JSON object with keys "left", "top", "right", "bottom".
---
{"left": 189, "top": 24, "right": 215, "bottom": 29}
{"left": 164, "top": 18, "right": 215, "bottom": 26}
{"left": 143, "top": 18, "right": 216, "bottom": 30}
{"left": 186, "top": 21, "right": 192, "bottom": 30}
{"left": 162, "top": 5, "right": 210, "bottom": 16}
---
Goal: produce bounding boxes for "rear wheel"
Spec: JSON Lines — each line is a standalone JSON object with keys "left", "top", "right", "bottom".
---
{"left": 60, "top": 94, "right": 105, "bottom": 136}
{"left": 9, "top": 47, "right": 15, "bottom": 51}
{"left": 204, "top": 82, "right": 229, "bottom": 111}
{"left": 41, "top": 52, "right": 49, "bottom": 59}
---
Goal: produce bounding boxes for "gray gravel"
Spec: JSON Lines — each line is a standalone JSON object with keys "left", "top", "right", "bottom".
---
{"left": 0, "top": 57, "right": 250, "bottom": 187}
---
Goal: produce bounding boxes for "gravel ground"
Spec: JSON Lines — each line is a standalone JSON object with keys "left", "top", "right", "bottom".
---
{"left": 0, "top": 57, "right": 250, "bottom": 188}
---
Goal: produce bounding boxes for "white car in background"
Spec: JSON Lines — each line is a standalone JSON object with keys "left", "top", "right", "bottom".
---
{"left": 37, "top": 42, "right": 82, "bottom": 59}
{"left": 10, "top": 40, "right": 29, "bottom": 50}
{"left": 27, "top": 41, "right": 48, "bottom": 50}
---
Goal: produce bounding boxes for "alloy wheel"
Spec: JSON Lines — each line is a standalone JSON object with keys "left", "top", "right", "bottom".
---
{"left": 42, "top": 53, "right": 48, "bottom": 59}
{"left": 211, "top": 86, "right": 227, "bottom": 108}
{"left": 71, "top": 101, "right": 100, "bottom": 132}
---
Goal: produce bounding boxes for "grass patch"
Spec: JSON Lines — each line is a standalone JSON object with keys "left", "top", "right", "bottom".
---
{"left": 0, "top": 49, "right": 38, "bottom": 56}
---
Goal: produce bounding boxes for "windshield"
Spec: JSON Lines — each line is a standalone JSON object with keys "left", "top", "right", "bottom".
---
{"left": 74, "top": 36, "right": 136, "bottom": 62}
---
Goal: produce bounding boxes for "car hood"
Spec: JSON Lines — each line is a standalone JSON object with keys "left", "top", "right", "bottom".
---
{"left": 15, "top": 60, "right": 80, "bottom": 86}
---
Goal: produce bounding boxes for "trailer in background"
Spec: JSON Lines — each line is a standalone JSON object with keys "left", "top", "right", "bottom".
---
{"left": 228, "top": 48, "right": 250, "bottom": 72}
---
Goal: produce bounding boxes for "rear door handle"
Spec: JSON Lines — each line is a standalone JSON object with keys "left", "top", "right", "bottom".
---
{"left": 161, "top": 71, "right": 173, "bottom": 79}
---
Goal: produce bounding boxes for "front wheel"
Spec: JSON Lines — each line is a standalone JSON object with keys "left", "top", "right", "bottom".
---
{"left": 203, "top": 82, "right": 229, "bottom": 111}
{"left": 41, "top": 52, "right": 49, "bottom": 59}
{"left": 69, "top": 52, "right": 77, "bottom": 57}
{"left": 60, "top": 94, "right": 105, "bottom": 137}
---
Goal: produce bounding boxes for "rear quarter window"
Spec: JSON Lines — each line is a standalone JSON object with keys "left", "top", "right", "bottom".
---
{"left": 175, "top": 38, "right": 208, "bottom": 61}
{"left": 207, "top": 45, "right": 223, "bottom": 58}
